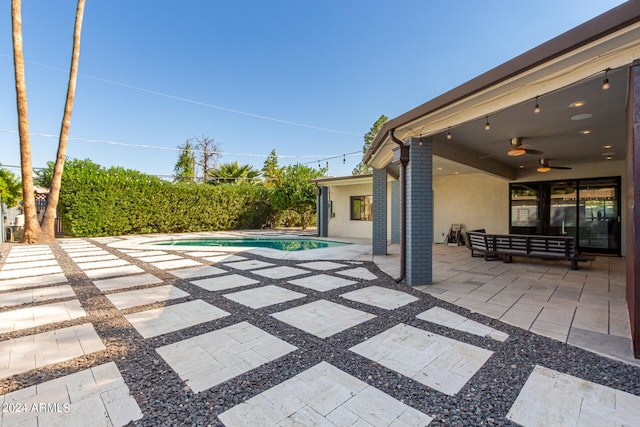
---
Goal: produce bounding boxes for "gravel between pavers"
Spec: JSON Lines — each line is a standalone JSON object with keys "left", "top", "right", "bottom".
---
{"left": 1, "top": 238, "right": 639, "bottom": 426}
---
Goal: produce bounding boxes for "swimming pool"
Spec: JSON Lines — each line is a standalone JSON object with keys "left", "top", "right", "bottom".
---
{"left": 153, "top": 237, "right": 349, "bottom": 251}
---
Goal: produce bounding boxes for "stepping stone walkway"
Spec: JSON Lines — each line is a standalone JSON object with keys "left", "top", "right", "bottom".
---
{"left": 0, "top": 236, "right": 638, "bottom": 426}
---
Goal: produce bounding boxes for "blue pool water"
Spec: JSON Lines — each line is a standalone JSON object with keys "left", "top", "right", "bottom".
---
{"left": 154, "top": 237, "right": 349, "bottom": 251}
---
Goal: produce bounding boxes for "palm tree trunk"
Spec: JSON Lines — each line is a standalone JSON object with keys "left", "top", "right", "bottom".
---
{"left": 40, "top": 0, "right": 86, "bottom": 240}
{"left": 12, "top": 0, "right": 42, "bottom": 243}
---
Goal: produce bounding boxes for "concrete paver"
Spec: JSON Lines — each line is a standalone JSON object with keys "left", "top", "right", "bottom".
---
{"left": 288, "top": 274, "right": 355, "bottom": 292}
{"left": 507, "top": 365, "right": 640, "bottom": 426}
{"left": 0, "top": 284, "right": 75, "bottom": 308}
{"left": 417, "top": 307, "right": 509, "bottom": 341}
{"left": 191, "top": 274, "right": 259, "bottom": 292}
{"left": 224, "top": 285, "right": 306, "bottom": 309}
{"left": 218, "top": 361, "right": 433, "bottom": 426}
{"left": 0, "top": 362, "right": 142, "bottom": 427}
{"left": 0, "top": 323, "right": 105, "bottom": 379}
{"left": 125, "top": 299, "right": 230, "bottom": 338}
{"left": 272, "top": 300, "right": 375, "bottom": 338}
{"left": 92, "top": 273, "right": 163, "bottom": 293}
{"left": 341, "top": 285, "right": 419, "bottom": 310}
{"left": 0, "top": 300, "right": 86, "bottom": 333}
{"left": 156, "top": 321, "right": 297, "bottom": 393}
{"left": 351, "top": 323, "right": 493, "bottom": 396}
{"left": 106, "top": 285, "right": 189, "bottom": 310}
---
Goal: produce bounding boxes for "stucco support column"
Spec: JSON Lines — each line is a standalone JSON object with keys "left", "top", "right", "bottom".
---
{"left": 391, "top": 179, "right": 401, "bottom": 244}
{"left": 405, "top": 137, "right": 432, "bottom": 285}
{"left": 316, "top": 186, "right": 329, "bottom": 237}
{"left": 372, "top": 167, "right": 387, "bottom": 255}
{"left": 627, "top": 60, "right": 640, "bottom": 358}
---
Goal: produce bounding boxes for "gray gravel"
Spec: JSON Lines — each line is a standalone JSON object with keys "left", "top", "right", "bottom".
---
{"left": 1, "top": 238, "right": 639, "bottom": 426}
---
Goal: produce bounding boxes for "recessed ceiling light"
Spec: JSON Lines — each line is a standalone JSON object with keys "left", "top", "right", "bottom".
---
{"left": 606, "top": 156, "right": 613, "bottom": 160}
{"left": 579, "top": 129, "right": 591, "bottom": 135}
{"left": 571, "top": 113, "right": 592, "bottom": 120}
{"left": 569, "top": 101, "right": 586, "bottom": 108}
{"left": 437, "top": 167, "right": 442, "bottom": 170}
{"left": 519, "top": 165, "right": 525, "bottom": 169}
{"left": 602, "top": 152, "right": 615, "bottom": 157}
{"left": 601, "top": 145, "right": 613, "bottom": 149}
{"left": 454, "top": 172, "right": 459, "bottom": 175}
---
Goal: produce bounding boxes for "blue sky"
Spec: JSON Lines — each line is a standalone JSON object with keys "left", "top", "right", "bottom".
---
{"left": 0, "top": 1, "right": 627, "bottom": 179}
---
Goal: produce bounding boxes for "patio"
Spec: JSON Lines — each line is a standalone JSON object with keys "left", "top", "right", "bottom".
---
{"left": 1, "top": 234, "right": 639, "bottom": 426}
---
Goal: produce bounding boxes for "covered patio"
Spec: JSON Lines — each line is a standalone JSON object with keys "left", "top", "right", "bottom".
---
{"left": 369, "top": 243, "right": 635, "bottom": 365}
{"left": 363, "top": 1, "right": 640, "bottom": 358}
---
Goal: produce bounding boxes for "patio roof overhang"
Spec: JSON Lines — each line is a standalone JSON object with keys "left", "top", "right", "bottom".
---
{"left": 364, "top": 1, "right": 640, "bottom": 180}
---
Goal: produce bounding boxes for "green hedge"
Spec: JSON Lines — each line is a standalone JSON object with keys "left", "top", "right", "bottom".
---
{"left": 59, "top": 160, "right": 275, "bottom": 237}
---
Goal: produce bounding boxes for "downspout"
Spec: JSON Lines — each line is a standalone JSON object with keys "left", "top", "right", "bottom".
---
{"left": 315, "top": 185, "right": 321, "bottom": 237}
{"left": 389, "top": 129, "right": 409, "bottom": 284}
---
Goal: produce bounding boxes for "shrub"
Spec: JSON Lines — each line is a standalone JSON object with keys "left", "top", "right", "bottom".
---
{"left": 58, "top": 160, "right": 275, "bottom": 237}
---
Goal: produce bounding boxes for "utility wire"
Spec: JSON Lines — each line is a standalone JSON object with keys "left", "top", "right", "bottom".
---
{"left": 0, "top": 128, "right": 360, "bottom": 161}
{"left": 0, "top": 54, "right": 361, "bottom": 137}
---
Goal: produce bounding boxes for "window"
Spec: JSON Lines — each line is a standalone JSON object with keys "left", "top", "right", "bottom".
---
{"left": 350, "top": 195, "right": 372, "bottom": 221}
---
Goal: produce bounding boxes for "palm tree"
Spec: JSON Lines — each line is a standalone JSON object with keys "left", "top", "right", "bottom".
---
{"left": 208, "top": 161, "right": 261, "bottom": 185}
{"left": 12, "top": 0, "right": 86, "bottom": 243}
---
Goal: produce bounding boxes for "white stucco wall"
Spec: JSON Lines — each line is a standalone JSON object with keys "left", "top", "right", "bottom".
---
{"left": 433, "top": 173, "right": 510, "bottom": 242}
{"left": 325, "top": 181, "right": 394, "bottom": 240}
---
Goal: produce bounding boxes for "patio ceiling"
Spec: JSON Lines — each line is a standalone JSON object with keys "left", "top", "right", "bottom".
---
{"left": 428, "top": 67, "right": 628, "bottom": 178}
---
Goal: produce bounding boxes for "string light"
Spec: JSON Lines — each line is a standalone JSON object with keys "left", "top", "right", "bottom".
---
{"left": 484, "top": 116, "right": 491, "bottom": 131}
{"left": 602, "top": 69, "right": 610, "bottom": 90}
{"left": 534, "top": 96, "right": 541, "bottom": 114}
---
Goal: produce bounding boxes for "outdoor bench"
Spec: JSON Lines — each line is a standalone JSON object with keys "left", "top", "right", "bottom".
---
{"left": 465, "top": 231, "right": 595, "bottom": 270}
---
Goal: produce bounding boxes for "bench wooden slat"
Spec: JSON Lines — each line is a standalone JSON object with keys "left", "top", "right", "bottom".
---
{"left": 466, "top": 231, "right": 594, "bottom": 270}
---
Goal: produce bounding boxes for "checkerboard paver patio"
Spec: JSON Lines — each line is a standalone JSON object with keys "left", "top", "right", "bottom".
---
{"left": 1, "top": 236, "right": 638, "bottom": 426}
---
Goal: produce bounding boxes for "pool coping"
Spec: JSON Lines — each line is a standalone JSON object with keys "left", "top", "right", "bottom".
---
{"left": 107, "top": 231, "right": 372, "bottom": 261}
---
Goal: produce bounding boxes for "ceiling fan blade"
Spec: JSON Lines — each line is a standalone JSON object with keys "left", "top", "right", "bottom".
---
{"left": 524, "top": 148, "right": 543, "bottom": 155}
{"left": 551, "top": 166, "right": 572, "bottom": 170}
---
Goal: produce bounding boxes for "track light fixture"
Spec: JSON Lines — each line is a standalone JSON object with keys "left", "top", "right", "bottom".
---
{"left": 602, "top": 69, "right": 610, "bottom": 90}
{"left": 446, "top": 127, "right": 452, "bottom": 140}
{"left": 484, "top": 116, "right": 491, "bottom": 131}
{"left": 534, "top": 96, "right": 540, "bottom": 114}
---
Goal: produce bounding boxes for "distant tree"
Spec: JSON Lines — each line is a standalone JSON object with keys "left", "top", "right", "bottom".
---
{"left": 12, "top": 0, "right": 86, "bottom": 243}
{"left": 352, "top": 114, "right": 388, "bottom": 175}
{"left": 271, "top": 164, "right": 324, "bottom": 230}
{"left": 194, "top": 135, "right": 220, "bottom": 181}
{"left": 261, "top": 149, "right": 282, "bottom": 187}
{"left": 208, "top": 161, "right": 261, "bottom": 185}
{"left": 173, "top": 140, "right": 196, "bottom": 183}
{"left": 0, "top": 166, "right": 22, "bottom": 207}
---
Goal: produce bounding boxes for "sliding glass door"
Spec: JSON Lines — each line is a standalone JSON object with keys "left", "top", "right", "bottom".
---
{"left": 510, "top": 177, "right": 620, "bottom": 255}
{"left": 578, "top": 179, "right": 620, "bottom": 253}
